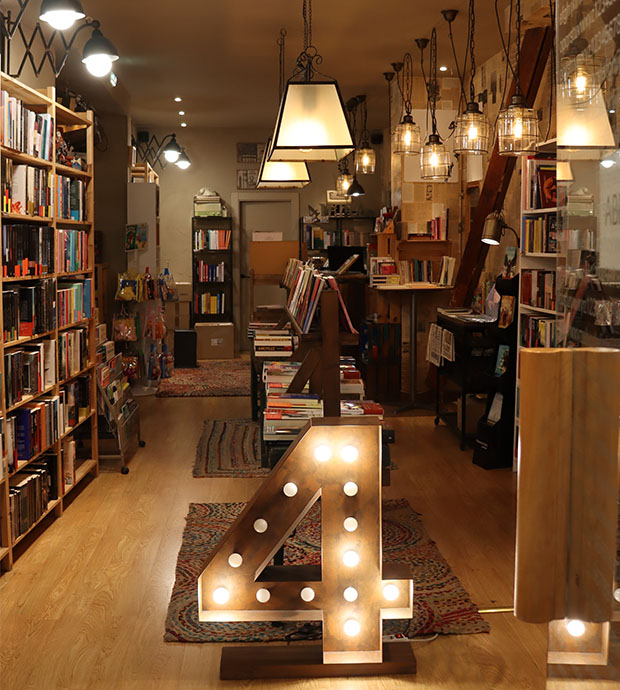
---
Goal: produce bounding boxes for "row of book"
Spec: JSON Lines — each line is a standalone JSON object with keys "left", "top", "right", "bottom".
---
{"left": 253, "top": 329, "right": 294, "bottom": 358}
{"left": 3, "top": 279, "right": 55, "bottom": 341}
{"left": 282, "top": 258, "right": 304, "bottom": 290}
{"left": 286, "top": 264, "right": 325, "bottom": 334}
{"left": 196, "top": 261, "right": 225, "bottom": 283}
{"left": 0, "top": 90, "right": 54, "bottom": 160}
{"left": 5, "top": 339, "right": 56, "bottom": 408}
{"left": 56, "top": 175, "right": 87, "bottom": 221}
{"left": 57, "top": 228, "right": 89, "bottom": 273}
{"left": 521, "top": 314, "right": 557, "bottom": 348}
{"left": 57, "top": 279, "right": 92, "bottom": 327}
{"left": 194, "top": 292, "right": 226, "bottom": 315}
{"left": 407, "top": 213, "right": 449, "bottom": 241}
{"left": 193, "top": 229, "right": 231, "bottom": 251}
{"left": 59, "top": 328, "right": 89, "bottom": 380}
{"left": 304, "top": 225, "right": 368, "bottom": 249}
{"left": 525, "top": 161, "right": 556, "bottom": 210}
{"left": 521, "top": 270, "right": 556, "bottom": 311}
{"left": 1, "top": 223, "right": 55, "bottom": 277}
{"left": 1, "top": 160, "right": 52, "bottom": 217}
{"left": 398, "top": 259, "right": 433, "bottom": 284}
{"left": 523, "top": 214, "right": 558, "bottom": 254}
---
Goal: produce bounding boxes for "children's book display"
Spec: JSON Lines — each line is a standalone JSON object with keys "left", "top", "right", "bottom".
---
{"left": 95, "top": 323, "right": 145, "bottom": 473}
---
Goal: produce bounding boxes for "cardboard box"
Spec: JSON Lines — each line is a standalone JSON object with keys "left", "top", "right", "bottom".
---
{"left": 196, "top": 322, "right": 234, "bottom": 359}
{"left": 164, "top": 301, "right": 191, "bottom": 332}
{"left": 176, "top": 282, "right": 192, "bottom": 302}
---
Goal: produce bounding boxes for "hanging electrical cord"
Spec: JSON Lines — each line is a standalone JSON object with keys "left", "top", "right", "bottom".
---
{"left": 494, "top": 0, "right": 514, "bottom": 133}
{"left": 442, "top": 10, "right": 467, "bottom": 114}
{"left": 392, "top": 50, "right": 422, "bottom": 155}
{"left": 277, "top": 27, "right": 286, "bottom": 101}
{"left": 544, "top": 0, "right": 555, "bottom": 142}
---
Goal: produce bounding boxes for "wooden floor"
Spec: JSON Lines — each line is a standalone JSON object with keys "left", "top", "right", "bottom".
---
{"left": 0, "top": 393, "right": 551, "bottom": 689}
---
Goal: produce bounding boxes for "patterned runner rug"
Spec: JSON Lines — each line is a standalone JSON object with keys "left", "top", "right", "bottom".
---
{"left": 164, "top": 499, "right": 489, "bottom": 642}
{"left": 193, "top": 419, "right": 267, "bottom": 478}
{"left": 157, "top": 360, "right": 251, "bottom": 398}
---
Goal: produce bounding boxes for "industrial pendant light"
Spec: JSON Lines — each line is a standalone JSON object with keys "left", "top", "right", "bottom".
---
{"left": 557, "top": 37, "right": 615, "bottom": 149}
{"left": 268, "top": 0, "right": 354, "bottom": 162}
{"left": 39, "top": 0, "right": 85, "bottom": 30}
{"left": 420, "top": 30, "right": 452, "bottom": 180}
{"left": 81, "top": 26, "right": 119, "bottom": 77}
{"left": 347, "top": 176, "right": 365, "bottom": 197}
{"left": 258, "top": 29, "right": 311, "bottom": 188}
{"left": 392, "top": 54, "right": 421, "bottom": 155}
{"left": 452, "top": 1, "right": 490, "bottom": 154}
{"left": 175, "top": 149, "right": 191, "bottom": 170}
{"left": 163, "top": 134, "right": 182, "bottom": 163}
{"left": 497, "top": 0, "right": 539, "bottom": 155}
{"left": 336, "top": 158, "right": 354, "bottom": 194}
{"left": 354, "top": 96, "right": 376, "bottom": 174}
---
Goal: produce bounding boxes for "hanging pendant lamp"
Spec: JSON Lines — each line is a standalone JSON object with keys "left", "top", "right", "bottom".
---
{"left": 268, "top": 0, "right": 354, "bottom": 162}
{"left": 336, "top": 158, "right": 354, "bottom": 194}
{"left": 257, "top": 30, "right": 311, "bottom": 188}
{"left": 392, "top": 55, "right": 421, "bottom": 155}
{"left": 347, "top": 176, "right": 365, "bottom": 197}
{"left": 420, "top": 30, "right": 452, "bottom": 180}
{"left": 497, "top": 0, "right": 539, "bottom": 155}
{"left": 354, "top": 96, "right": 376, "bottom": 174}
{"left": 452, "top": 0, "right": 491, "bottom": 155}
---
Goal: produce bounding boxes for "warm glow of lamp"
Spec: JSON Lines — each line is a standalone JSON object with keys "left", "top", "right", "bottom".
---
{"left": 256, "top": 588, "right": 271, "bottom": 603}
{"left": 269, "top": 82, "right": 354, "bottom": 162}
{"left": 344, "top": 618, "right": 361, "bottom": 637}
{"left": 340, "top": 445, "right": 358, "bottom": 463}
{"left": 344, "top": 586, "right": 358, "bottom": 602}
{"left": 566, "top": 619, "right": 586, "bottom": 637}
{"left": 355, "top": 146, "right": 376, "bottom": 174}
{"left": 558, "top": 89, "right": 616, "bottom": 149}
{"left": 213, "top": 587, "right": 230, "bottom": 604}
{"left": 300, "top": 587, "right": 315, "bottom": 602}
{"left": 257, "top": 138, "right": 311, "bottom": 189}
{"left": 393, "top": 115, "right": 421, "bottom": 155}
{"left": 421, "top": 134, "right": 451, "bottom": 180}
{"left": 342, "top": 550, "right": 360, "bottom": 567}
{"left": 228, "top": 553, "right": 243, "bottom": 568}
{"left": 454, "top": 102, "right": 491, "bottom": 155}
{"left": 383, "top": 584, "right": 400, "bottom": 601}
{"left": 253, "top": 518, "right": 268, "bottom": 533}
{"left": 556, "top": 161, "right": 574, "bottom": 182}
{"left": 39, "top": 0, "right": 85, "bottom": 30}
{"left": 497, "top": 95, "right": 539, "bottom": 155}
{"left": 336, "top": 172, "right": 353, "bottom": 194}
{"left": 314, "top": 445, "right": 332, "bottom": 462}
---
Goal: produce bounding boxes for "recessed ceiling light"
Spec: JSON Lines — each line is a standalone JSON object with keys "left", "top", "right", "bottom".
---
{"left": 174, "top": 96, "right": 182, "bottom": 102}
{"left": 180, "top": 122, "right": 187, "bottom": 127}
{"left": 178, "top": 110, "right": 185, "bottom": 115}
{"left": 439, "top": 65, "right": 448, "bottom": 72}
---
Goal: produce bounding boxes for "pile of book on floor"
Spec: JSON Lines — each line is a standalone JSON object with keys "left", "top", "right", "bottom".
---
{"left": 263, "top": 393, "right": 324, "bottom": 441}
{"left": 252, "top": 327, "right": 295, "bottom": 358}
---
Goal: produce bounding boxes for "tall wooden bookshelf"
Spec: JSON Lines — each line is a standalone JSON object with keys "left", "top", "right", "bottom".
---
{"left": 191, "top": 215, "right": 233, "bottom": 326}
{"left": 0, "top": 72, "right": 98, "bottom": 573}
{"left": 514, "top": 150, "right": 559, "bottom": 468}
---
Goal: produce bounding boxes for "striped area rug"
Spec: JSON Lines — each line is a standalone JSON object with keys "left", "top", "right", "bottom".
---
{"left": 193, "top": 419, "right": 268, "bottom": 478}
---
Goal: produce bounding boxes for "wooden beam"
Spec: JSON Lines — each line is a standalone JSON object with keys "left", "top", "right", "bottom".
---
{"left": 450, "top": 26, "right": 554, "bottom": 307}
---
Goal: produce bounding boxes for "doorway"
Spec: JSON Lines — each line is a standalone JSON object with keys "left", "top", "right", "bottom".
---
{"left": 233, "top": 193, "right": 299, "bottom": 351}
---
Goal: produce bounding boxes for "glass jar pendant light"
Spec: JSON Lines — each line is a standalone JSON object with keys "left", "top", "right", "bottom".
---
{"left": 393, "top": 54, "right": 421, "bottom": 155}
{"left": 336, "top": 167, "right": 354, "bottom": 194}
{"left": 452, "top": 0, "right": 491, "bottom": 155}
{"left": 354, "top": 96, "right": 376, "bottom": 173}
{"left": 497, "top": 0, "right": 539, "bottom": 155}
{"left": 420, "top": 29, "right": 452, "bottom": 180}
{"left": 560, "top": 40, "right": 603, "bottom": 108}
{"left": 268, "top": 0, "right": 354, "bottom": 162}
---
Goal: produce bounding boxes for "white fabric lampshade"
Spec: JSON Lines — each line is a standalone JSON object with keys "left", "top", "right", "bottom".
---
{"left": 269, "top": 81, "right": 354, "bottom": 162}
{"left": 257, "top": 139, "right": 311, "bottom": 188}
{"left": 557, "top": 92, "right": 615, "bottom": 149}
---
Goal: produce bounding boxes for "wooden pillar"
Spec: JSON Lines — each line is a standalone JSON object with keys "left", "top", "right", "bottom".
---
{"left": 321, "top": 290, "right": 340, "bottom": 417}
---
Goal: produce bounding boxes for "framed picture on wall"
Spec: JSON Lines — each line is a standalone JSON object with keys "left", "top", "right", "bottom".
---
{"left": 237, "top": 143, "right": 266, "bottom": 163}
{"left": 237, "top": 169, "right": 259, "bottom": 189}
{"left": 326, "top": 189, "right": 352, "bottom": 204}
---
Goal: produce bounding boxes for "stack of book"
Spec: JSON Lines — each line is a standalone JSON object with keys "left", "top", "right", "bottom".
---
{"left": 55, "top": 175, "right": 86, "bottom": 221}
{"left": 286, "top": 264, "right": 325, "bottom": 333}
{"left": 0, "top": 90, "right": 54, "bottom": 160}
{"left": 523, "top": 215, "right": 558, "bottom": 254}
{"left": 2, "top": 224, "right": 54, "bottom": 277}
{"left": 57, "top": 279, "right": 92, "bottom": 327}
{"left": 263, "top": 361, "right": 303, "bottom": 394}
{"left": 521, "top": 270, "right": 556, "bottom": 311}
{"left": 370, "top": 257, "right": 399, "bottom": 286}
{"left": 340, "top": 359, "right": 365, "bottom": 399}
{"left": 340, "top": 400, "right": 384, "bottom": 416}
{"left": 56, "top": 228, "right": 88, "bottom": 273}
{"left": 253, "top": 330, "right": 294, "bottom": 358}
{"left": 263, "top": 393, "right": 324, "bottom": 441}
{"left": 1, "top": 161, "right": 52, "bottom": 217}
{"left": 193, "top": 228, "right": 231, "bottom": 250}
{"left": 194, "top": 192, "right": 225, "bottom": 217}
{"left": 247, "top": 320, "right": 280, "bottom": 339}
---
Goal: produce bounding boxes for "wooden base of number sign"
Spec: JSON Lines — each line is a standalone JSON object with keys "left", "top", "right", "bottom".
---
{"left": 220, "top": 642, "right": 417, "bottom": 680}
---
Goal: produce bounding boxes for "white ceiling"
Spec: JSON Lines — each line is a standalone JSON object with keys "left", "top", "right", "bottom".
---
{"left": 62, "top": 0, "right": 509, "bottom": 130}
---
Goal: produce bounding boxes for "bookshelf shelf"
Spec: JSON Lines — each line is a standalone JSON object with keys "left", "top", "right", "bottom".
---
{"left": 519, "top": 303, "right": 558, "bottom": 316}
{"left": 54, "top": 163, "right": 91, "bottom": 179}
{"left": 4, "top": 328, "right": 56, "bottom": 348}
{"left": 0, "top": 73, "right": 98, "bottom": 574}
{"left": 1, "top": 213, "right": 53, "bottom": 223}
{"left": 64, "top": 458, "right": 96, "bottom": 496}
{"left": 522, "top": 252, "right": 559, "bottom": 258}
{"left": 0, "top": 146, "right": 53, "bottom": 168}
{"left": 11, "top": 497, "right": 62, "bottom": 546}
{"left": 523, "top": 207, "right": 558, "bottom": 215}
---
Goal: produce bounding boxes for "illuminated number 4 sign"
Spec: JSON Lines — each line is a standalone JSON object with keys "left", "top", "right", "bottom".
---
{"left": 198, "top": 418, "right": 414, "bottom": 674}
